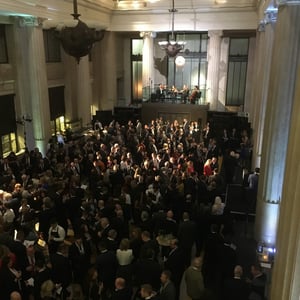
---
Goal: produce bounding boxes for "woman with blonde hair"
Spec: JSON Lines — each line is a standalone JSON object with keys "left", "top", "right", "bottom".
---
{"left": 116, "top": 238, "right": 134, "bottom": 285}
{"left": 40, "top": 280, "right": 55, "bottom": 299}
{"left": 203, "top": 159, "right": 212, "bottom": 177}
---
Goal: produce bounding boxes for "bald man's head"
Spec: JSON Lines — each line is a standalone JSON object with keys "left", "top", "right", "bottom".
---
{"left": 10, "top": 292, "right": 22, "bottom": 300}
{"left": 115, "top": 277, "right": 126, "bottom": 290}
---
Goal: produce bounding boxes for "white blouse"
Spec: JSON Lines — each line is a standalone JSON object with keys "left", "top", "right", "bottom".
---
{"left": 116, "top": 249, "right": 134, "bottom": 266}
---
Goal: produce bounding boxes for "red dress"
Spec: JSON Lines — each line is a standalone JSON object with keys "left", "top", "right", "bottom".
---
{"left": 203, "top": 164, "right": 212, "bottom": 177}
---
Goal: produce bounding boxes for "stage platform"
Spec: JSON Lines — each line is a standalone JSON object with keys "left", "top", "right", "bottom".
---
{"left": 141, "top": 102, "right": 209, "bottom": 125}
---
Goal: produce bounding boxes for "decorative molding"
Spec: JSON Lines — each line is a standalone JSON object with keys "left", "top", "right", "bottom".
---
{"left": 140, "top": 31, "right": 157, "bottom": 38}
{"left": 208, "top": 30, "right": 223, "bottom": 38}
{"left": 264, "top": 8, "right": 278, "bottom": 23}
{"left": 10, "top": 16, "right": 46, "bottom": 28}
{"left": 257, "top": 7, "right": 277, "bottom": 32}
{"left": 276, "top": 0, "right": 300, "bottom": 6}
{"left": 264, "top": 197, "right": 281, "bottom": 204}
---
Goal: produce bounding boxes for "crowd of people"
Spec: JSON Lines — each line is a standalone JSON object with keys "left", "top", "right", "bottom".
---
{"left": 0, "top": 116, "right": 264, "bottom": 300}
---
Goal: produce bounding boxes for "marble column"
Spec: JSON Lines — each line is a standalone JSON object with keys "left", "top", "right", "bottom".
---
{"left": 251, "top": 12, "right": 276, "bottom": 170}
{"left": 77, "top": 56, "right": 92, "bottom": 127}
{"left": 207, "top": 30, "right": 222, "bottom": 110}
{"left": 62, "top": 50, "right": 78, "bottom": 123}
{"left": 217, "top": 37, "right": 229, "bottom": 110}
{"left": 141, "top": 32, "right": 154, "bottom": 98}
{"left": 270, "top": 46, "right": 300, "bottom": 300}
{"left": 255, "top": 1, "right": 300, "bottom": 247}
{"left": 13, "top": 17, "right": 51, "bottom": 155}
{"left": 93, "top": 31, "right": 117, "bottom": 110}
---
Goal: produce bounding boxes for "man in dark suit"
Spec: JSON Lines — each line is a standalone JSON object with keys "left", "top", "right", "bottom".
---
{"left": 38, "top": 197, "right": 56, "bottom": 241}
{"left": 140, "top": 231, "right": 159, "bottom": 259}
{"left": 177, "top": 212, "right": 196, "bottom": 267}
{"left": 159, "top": 270, "right": 176, "bottom": 300}
{"left": 68, "top": 234, "right": 91, "bottom": 289}
{"left": 105, "top": 229, "right": 119, "bottom": 252}
{"left": 111, "top": 277, "right": 132, "bottom": 300}
{"left": 164, "top": 239, "right": 185, "bottom": 297}
{"left": 50, "top": 243, "right": 72, "bottom": 299}
{"left": 33, "top": 258, "right": 52, "bottom": 300}
{"left": 96, "top": 241, "right": 118, "bottom": 298}
{"left": 97, "top": 217, "right": 112, "bottom": 242}
{"left": 223, "top": 265, "right": 249, "bottom": 300}
{"left": 134, "top": 248, "right": 162, "bottom": 291}
{"left": 183, "top": 119, "right": 189, "bottom": 136}
{"left": 162, "top": 210, "right": 178, "bottom": 237}
{"left": 248, "top": 264, "right": 266, "bottom": 300}
{"left": 6, "top": 230, "right": 27, "bottom": 273}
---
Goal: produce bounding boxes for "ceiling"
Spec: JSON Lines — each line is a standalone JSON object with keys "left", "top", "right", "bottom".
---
{"left": 88, "top": 0, "right": 260, "bottom": 12}
{"left": 0, "top": 0, "right": 267, "bottom": 31}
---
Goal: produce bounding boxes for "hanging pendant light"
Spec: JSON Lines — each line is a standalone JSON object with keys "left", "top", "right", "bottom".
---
{"left": 57, "top": 0, "right": 105, "bottom": 63}
{"left": 158, "top": 0, "right": 186, "bottom": 57}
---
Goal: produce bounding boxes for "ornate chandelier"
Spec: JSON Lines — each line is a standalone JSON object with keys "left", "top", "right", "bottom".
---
{"left": 57, "top": 0, "right": 105, "bottom": 63}
{"left": 158, "top": 0, "right": 186, "bottom": 58}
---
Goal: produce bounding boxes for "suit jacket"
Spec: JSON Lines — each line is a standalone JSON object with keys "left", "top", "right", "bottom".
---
{"left": 69, "top": 241, "right": 91, "bottom": 282}
{"left": 7, "top": 239, "right": 27, "bottom": 272}
{"left": 177, "top": 220, "right": 196, "bottom": 249}
{"left": 111, "top": 287, "right": 132, "bottom": 300}
{"left": 50, "top": 252, "right": 72, "bottom": 287}
{"left": 34, "top": 267, "right": 52, "bottom": 300}
{"left": 0, "top": 266, "right": 22, "bottom": 299}
{"left": 162, "top": 219, "right": 178, "bottom": 237}
{"left": 38, "top": 207, "right": 56, "bottom": 240}
{"left": 164, "top": 247, "right": 185, "bottom": 285}
{"left": 134, "top": 258, "right": 162, "bottom": 290}
{"left": 223, "top": 277, "right": 249, "bottom": 300}
{"left": 140, "top": 239, "right": 159, "bottom": 259}
{"left": 96, "top": 250, "right": 118, "bottom": 286}
{"left": 249, "top": 273, "right": 266, "bottom": 300}
{"left": 160, "top": 281, "right": 176, "bottom": 300}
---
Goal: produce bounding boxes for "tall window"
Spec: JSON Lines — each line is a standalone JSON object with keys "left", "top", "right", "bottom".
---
{"left": 226, "top": 38, "right": 249, "bottom": 106}
{"left": 0, "top": 94, "right": 17, "bottom": 157}
{"left": 0, "top": 25, "right": 8, "bottom": 63}
{"left": 168, "top": 33, "right": 208, "bottom": 100}
{"left": 48, "top": 86, "right": 66, "bottom": 136}
{"left": 43, "top": 30, "right": 61, "bottom": 62}
{"left": 131, "top": 39, "right": 143, "bottom": 102}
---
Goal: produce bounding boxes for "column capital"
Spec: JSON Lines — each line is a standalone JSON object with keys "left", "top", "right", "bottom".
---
{"left": 258, "top": 8, "right": 278, "bottom": 32}
{"left": 276, "top": 0, "right": 300, "bottom": 6}
{"left": 140, "top": 31, "right": 156, "bottom": 38}
{"left": 208, "top": 30, "right": 223, "bottom": 38}
{"left": 11, "top": 16, "right": 45, "bottom": 28}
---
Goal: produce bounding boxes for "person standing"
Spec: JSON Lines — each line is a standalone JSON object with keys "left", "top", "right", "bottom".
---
{"left": 248, "top": 264, "right": 266, "bottom": 300}
{"left": 159, "top": 270, "right": 176, "bottom": 300}
{"left": 184, "top": 257, "right": 205, "bottom": 300}
{"left": 223, "top": 265, "right": 249, "bottom": 300}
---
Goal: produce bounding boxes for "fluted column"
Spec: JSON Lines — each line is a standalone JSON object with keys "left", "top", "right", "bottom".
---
{"left": 77, "top": 56, "right": 92, "bottom": 127}
{"left": 270, "top": 45, "right": 300, "bottom": 300}
{"left": 93, "top": 31, "right": 117, "bottom": 110}
{"left": 62, "top": 50, "right": 78, "bottom": 123}
{"left": 255, "top": 1, "right": 300, "bottom": 247}
{"left": 207, "top": 30, "right": 222, "bottom": 110}
{"left": 251, "top": 11, "right": 276, "bottom": 169}
{"left": 141, "top": 32, "right": 155, "bottom": 96}
{"left": 13, "top": 17, "right": 51, "bottom": 155}
{"left": 217, "top": 37, "right": 229, "bottom": 110}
